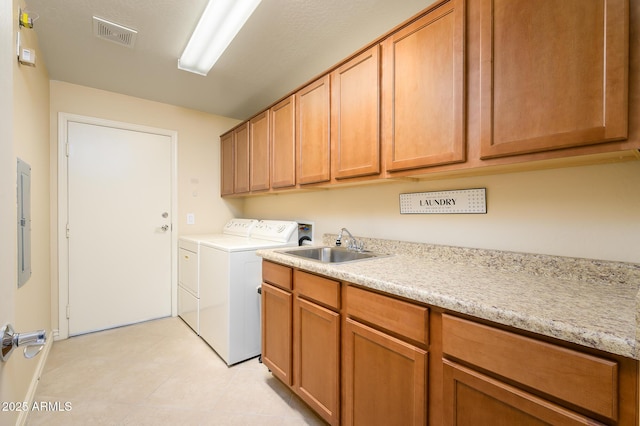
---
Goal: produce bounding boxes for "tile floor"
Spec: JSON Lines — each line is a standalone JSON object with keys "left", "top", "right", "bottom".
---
{"left": 27, "top": 317, "right": 326, "bottom": 425}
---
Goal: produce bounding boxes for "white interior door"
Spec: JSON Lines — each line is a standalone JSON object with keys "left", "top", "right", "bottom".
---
{"left": 67, "top": 121, "right": 173, "bottom": 335}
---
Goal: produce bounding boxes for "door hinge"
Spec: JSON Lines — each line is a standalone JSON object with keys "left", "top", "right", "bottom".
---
{"left": 66, "top": 223, "right": 70, "bottom": 239}
{"left": 66, "top": 305, "right": 70, "bottom": 319}
{"left": 65, "top": 143, "right": 69, "bottom": 157}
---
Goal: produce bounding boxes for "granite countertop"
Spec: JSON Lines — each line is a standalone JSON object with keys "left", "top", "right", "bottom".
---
{"left": 257, "top": 235, "right": 640, "bottom": 360}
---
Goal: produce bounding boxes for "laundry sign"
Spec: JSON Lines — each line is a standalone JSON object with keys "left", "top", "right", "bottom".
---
{"left": 400, "top": 188, "right": 487, "bottom": 214}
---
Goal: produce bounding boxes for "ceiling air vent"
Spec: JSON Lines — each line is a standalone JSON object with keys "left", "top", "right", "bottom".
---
{"left": 92, "top": 16, "right": 137, "bottom": 48}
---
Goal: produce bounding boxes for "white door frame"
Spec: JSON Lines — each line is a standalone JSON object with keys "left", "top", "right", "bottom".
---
{"left": 57, "top": 113, "right": 178, "bottom": 340}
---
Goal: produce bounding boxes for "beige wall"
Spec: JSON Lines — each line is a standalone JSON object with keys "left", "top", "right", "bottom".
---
{"left": 1, "top": 1, "right": 51, "bottom": 424}
{"left": 244, "top": 160, "right": 640, "bottom": 264}
{"left": 49, "top": 81, "right": 242, "bottom": 331}
{"left": 14, "top": 0, "right": 51, "bottom": 338}
{"left": 0, "top": 0, "right": 16, "bottom": 420}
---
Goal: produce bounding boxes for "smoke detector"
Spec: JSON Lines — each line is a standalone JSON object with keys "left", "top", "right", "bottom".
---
{"left": 92, "top": 16, "right": 137, "bottom": 48}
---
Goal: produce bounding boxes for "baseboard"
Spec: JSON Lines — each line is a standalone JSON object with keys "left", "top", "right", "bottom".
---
{"left": 16, "top": 330, "right": 54, "bottom": 426}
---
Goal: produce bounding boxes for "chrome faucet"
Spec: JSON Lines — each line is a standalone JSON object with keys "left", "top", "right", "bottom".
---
{"left": 335, "top": 228, "right": 364, "bottom": 251}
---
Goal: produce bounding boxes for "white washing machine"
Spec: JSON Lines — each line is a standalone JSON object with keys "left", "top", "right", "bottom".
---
{"left": 178, "top": 219, "right": 259, "bottom": 335}
{"left": 178, "top": 219, "right": 299, "bottom": 365}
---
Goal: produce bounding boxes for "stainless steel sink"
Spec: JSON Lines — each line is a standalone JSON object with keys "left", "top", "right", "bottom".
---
{"left": 278, "top": 246, "right": 388, "bottom": 264}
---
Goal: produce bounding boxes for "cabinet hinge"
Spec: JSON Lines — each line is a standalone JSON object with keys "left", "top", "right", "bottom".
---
{"left": 66, "top": 305, "right": 70, "bottom": 319}
{"left": 66, "top": 143, "right": 70, "bottom": 157}
{"left": 66, "top": 223, "right": 70, "bottom": 239}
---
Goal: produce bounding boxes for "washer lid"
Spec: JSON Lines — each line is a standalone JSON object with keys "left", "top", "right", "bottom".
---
{"left": 251, "top": 220, "right": 298, "bottom": 243}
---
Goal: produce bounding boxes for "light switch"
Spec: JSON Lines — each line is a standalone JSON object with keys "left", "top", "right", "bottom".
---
{"left": 186, "top": 213, "right": 195, "bottom": 225}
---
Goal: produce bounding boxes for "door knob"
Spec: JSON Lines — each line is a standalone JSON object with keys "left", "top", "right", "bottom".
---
{"left": 1, "top": 324, "right": 46, "bottom": 362}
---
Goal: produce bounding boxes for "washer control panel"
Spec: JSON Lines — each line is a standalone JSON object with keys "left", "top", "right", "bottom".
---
{"left": 222, "top": 219, "right": 259, "bottom": 237}
{"left": 251, "top": 220, "right": 298, "bottom": 243}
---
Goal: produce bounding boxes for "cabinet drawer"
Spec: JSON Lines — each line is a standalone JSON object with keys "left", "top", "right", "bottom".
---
{"left": 442, "top": 314, "right": 618, "bottom": 420}
{"left": 294, "top": 270, "right": 340, "bottom": 310}
{"left": 262, "top": 261, "right": 292, "bottom": 290}
{"left": 346, "top": 285, "right": 428, "bottom": 345}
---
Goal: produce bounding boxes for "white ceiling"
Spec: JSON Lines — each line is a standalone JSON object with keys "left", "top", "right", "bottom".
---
{"left": 26, "top": 0, "right": 434, "bottom": 120}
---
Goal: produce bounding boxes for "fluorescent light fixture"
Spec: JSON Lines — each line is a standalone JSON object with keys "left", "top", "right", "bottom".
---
{"left": 178, "top": 0, "right": 262, "bottom": 76}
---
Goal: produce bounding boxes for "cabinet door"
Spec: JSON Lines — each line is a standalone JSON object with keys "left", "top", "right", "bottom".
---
{"left": 261, "top": 283, "right": 293, "bottom": 386}
{"left": 297, "top": 75, "right": 331, "bottom": 184}
{"left": 233, "top": 123, "right": 250, "bottom": 194}
{"left": 294, "top": 297, "right": 340, "bottom": 425}
{"left": 220, "top": 131, "right": 234, "bottom": 196}
{"left": 270, "top": 95, "right": 296, "bottom": 189}
{"left": 249, "top": 111, "right": 270, "bottom": 192}
{"left": 479, "top": 0, "right": 629, "bottom": 159}
{"left": 442, "top": 360, "right": 600, "bottom": 425}
{"left": 343, "top": 318, "right": 427, "bottom": 426}
{"left": 382, "top": 0, "right": 465, "bottom": 172}
{"left": 331, "top": 45, "right": 381, "bottom": 179}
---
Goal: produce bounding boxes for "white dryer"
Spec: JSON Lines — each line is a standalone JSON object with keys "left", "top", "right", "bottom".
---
{"left": 178, "top": 219, "right": 298, "bottom": 365}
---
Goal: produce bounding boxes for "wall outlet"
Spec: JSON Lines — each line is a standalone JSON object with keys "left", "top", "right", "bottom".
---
{"left": 186, "top": 213, "right": 195, "bottom": 225}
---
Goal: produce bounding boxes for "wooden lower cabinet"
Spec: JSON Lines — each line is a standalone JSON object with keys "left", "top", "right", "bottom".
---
{"left": 295, "top": 297, "right": 340, "bottom": 425}
{"left": 261, "top": 282, "right": 293, "bottom": 386}
{"left": 262, "top": 263, "right": 639, "bottom": 426}
{"left": 294, "top": 270, "right": 341, "bottom": 425}
{"left": 343, "top": 318, "right": 428, "bottom": 426}
{"left": 262, "top": 262, "right": 341, "bottom": 425}
{"left": 441, "top": 314, "right": 638, "bottom": 425}
{"left": 443, "top": 360, "right": 601, "bottom": 425}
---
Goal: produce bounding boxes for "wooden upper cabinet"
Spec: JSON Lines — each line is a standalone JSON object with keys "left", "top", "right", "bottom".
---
{"left": 233, "top": 123, "right": 250, "bottom": 194}
{"left": 479, "top": 0, "right": 629, "bottom": 159}
{"left": 331, "top": 45, "right": 381, "bottom": 180}
{"left": 249, "top": 111, "right": 270, "bottom": 192}
{"left": 382, "top": 0, "right": 465, "bottom": 173}
{"left": 270, "top": 95, "right": 296, "bottom": 189}
{"left": 220, "top": 131, "right": 234, "bottom": 196}
{"left": 297, "top": 75, "right": 331, "bottom": 185}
